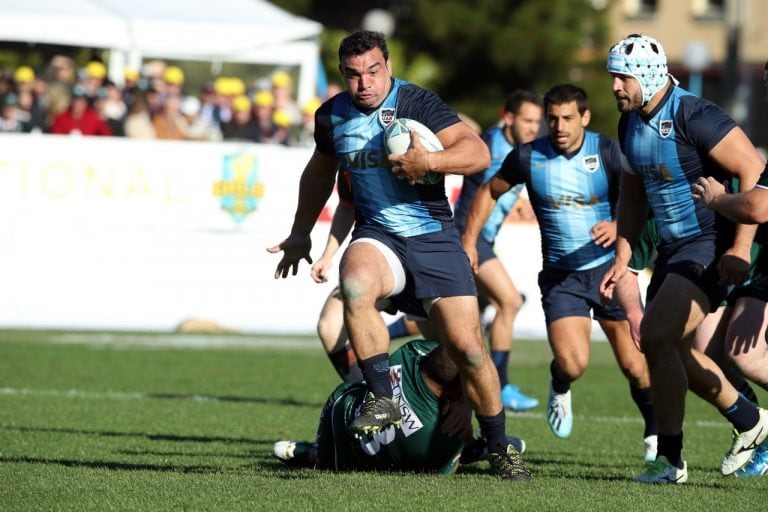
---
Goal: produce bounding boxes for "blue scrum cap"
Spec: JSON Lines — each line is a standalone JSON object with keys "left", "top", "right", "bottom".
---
{"left": 607, "top": 34, "right": 672, "bottom": 105}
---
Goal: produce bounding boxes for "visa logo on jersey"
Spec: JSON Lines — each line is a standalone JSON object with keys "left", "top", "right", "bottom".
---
{"left": 343, "top": 150, "right": 391, "bottom": 170}
{"left": 547, "top": 194, "right": 600, "bottom": 209}
{"left": 636, "top": 163, "right": 673, "bottom": 182}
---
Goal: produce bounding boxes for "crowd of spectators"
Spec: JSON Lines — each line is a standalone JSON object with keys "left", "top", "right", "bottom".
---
{"left": 0, "top": 55, "right": 331, "bottom": 147}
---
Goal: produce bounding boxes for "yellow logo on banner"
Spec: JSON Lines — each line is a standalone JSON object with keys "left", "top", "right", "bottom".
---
{"left": 213, "top": 152, "right": 264, "bottom": 223}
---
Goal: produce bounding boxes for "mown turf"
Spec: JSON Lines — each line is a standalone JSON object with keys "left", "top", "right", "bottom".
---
{"left": 0, "top": 330, "right": 765, "bottom": 511}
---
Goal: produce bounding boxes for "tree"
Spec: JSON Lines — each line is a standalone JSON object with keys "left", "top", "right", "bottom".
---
{"left": 273, "top": 0, "right": 619, "bottom": 134}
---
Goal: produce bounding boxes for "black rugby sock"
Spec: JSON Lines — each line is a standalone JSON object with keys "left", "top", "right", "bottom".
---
{"left": 630, "top": 385, "right": 658, "bottom": 438}
{"left": 358, "top": 353, "right": 393, "bottom": 399}
{"left": 657, "top": 432, "right": 684, "bottom": 468}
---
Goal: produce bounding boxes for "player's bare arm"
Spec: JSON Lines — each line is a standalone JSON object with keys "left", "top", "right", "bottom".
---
{"left": 707, "top": 126, "right": 763, "bottom": 285}
{"left": 311, "top": 201, "right": 355, "bottom": 283}
{"left": 267, "top": 150, "right": 339, "bottom": 279}
{"left": 399, "top": 121, "right": 490, "bottom": 177}
{"left": 461, "top": 175, "right": 510, "bottom": 272}
{"left": 599, "top": 171, "right": 647, "bottom": 302}
{"left": 693, "top": 176, "right": 768, "bottom": 224}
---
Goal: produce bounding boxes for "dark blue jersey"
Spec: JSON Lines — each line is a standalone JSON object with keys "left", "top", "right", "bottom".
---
{"left": 315, "top": 79, "right": 461, "bottom": 237}
{"left": 618, "top": 85, "right": 736, "bottom": 247}
{"left": 454, "top": 124, "right": 523, "bottom": 243}
{"left": 498, "top": 131, "right": 624, "bottom": 271}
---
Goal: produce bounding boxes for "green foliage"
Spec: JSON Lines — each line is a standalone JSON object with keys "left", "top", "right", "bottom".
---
{"left": 0, "top": 331, "right": 766, "bottom": 511}
{"left": 275, "top": 0, "right": 620, "bottom": 133}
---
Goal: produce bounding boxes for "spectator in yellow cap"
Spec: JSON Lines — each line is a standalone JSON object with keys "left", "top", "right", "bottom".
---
{"left": 11, "top": 65, "right": 46, "bottom": 132}
{"left": 270, "top": 69, "right": 300, "bottom": 126}
{"left": 124, "top": 68, "right": 140, "bottom": 88}
{"left": 289, "top": 96, "right": 321, "bottom": 147}
{"left": 222, "top": 94, "right": 258, "bottom": 142}
{"left": 163, "top": 66, "right": 185, "bottom": 95}
{"left": 271, "top": 108, "right": 291, "bottom": 145}
{"left": 252, "top": 89, "right": 282, "bottom": 144}
{"left": 82, "top": 60, "right": 107, "bottom": 99}
{"left": 13, "top": 66, "right": 35, "bottom": 86}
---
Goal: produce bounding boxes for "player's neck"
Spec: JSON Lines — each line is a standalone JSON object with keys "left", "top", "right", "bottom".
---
{"left": 641, "top": 81, "right": 672, "bottom": 117}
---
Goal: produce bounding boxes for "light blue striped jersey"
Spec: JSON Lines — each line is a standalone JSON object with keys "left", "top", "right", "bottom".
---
{"left": 453, "top": 124, "right": 523, "bottom": 243}
{"left": 499, "top": 131, "right": 624, "bottom": 271}
{"left": 618, "top": 85, "right": 736, "bottom": 246}
{"left": 315, "top": 78, "right": 460, "bottom": 237}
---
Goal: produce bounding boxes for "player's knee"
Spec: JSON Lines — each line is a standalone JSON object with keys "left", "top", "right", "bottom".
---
{"left": 496, "top": 292, "right": 524, "bottom": 318}
{"left": 446, "top": 339, "right": 486, "bottom": 369}
{"left": 620, "top": 358, "right": 649, "bottom": 384}
{"left": 557, "top": 355, "right": 588, "bottom": 381}
{"left": 339, "top": 276, "right": 377, "bottom": 310}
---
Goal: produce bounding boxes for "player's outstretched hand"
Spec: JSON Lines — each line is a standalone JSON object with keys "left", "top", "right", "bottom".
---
{"left": 267, "top": 234, "right": 313, "bottom": 279}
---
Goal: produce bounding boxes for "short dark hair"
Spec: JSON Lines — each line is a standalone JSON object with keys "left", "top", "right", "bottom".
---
{"left": 420, "top": 344, "right": 460, "bottom": 388}
{"left": 338, "top": 30, "right": 389, "bottom": 63}
{"left": 543, "top": 83, "right": 589, "bottom": 115}
{"left": 503, "top": 89, "right": 543, "bottom": 115}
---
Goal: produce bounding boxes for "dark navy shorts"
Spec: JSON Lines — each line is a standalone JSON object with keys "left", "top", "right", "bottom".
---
{"left": 538, "top": 259, "right": 627, "bottom": 324}
{"left": 647, "top": 235, "right": 729, "bottom": 312}
{"left": 476, "top": 236, "right": 497, "bottom": 266}
{"left": 350, "top": 225, "right": 477, "bottom": 318}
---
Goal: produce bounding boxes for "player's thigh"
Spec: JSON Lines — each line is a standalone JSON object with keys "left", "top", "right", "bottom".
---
{"left": 547, "top": 316, "right": 592, "bottom": 375}
{"left": 476, "top": 258, "right": 522, "bottom": 312}
{"left": 429, "top": 295, "right": 484, "bottom": 357}
{"left": 692, "top": 304, "right": 732, "bottom": 355}
{"left": 339, "top": 240, "right": 397, "bottom": 302}
{"left": 642, "top": 273, "right": 710, "bottom": 348}
{"left": 725, "top": 297, "right": 768, "bottom": 361}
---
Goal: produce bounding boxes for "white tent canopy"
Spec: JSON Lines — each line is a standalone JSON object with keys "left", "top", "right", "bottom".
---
{"left": 0, "top": 0, "right": 323, "bottom": 104}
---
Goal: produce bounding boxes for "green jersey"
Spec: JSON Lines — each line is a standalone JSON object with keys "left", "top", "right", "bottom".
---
{"left": 628, "top": 217, "right": 660, "bottom": 272}
{"left": 315, "top": 339, "right": 463, "bottom": 474}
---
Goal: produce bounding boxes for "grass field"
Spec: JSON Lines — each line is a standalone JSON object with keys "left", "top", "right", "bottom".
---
{"left": 1, "top": 330, "right": 766, "bottom": 511}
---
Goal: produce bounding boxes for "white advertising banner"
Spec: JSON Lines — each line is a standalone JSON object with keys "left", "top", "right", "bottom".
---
{"left": 0, "top": 133, "right": 629, "bottom": 339}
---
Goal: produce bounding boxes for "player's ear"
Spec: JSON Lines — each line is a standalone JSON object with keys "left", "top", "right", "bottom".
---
{"left": 581, "top": 109, "right": 591, "bottom": 128}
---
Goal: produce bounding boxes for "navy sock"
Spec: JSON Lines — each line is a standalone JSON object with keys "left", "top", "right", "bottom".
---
{"left": 476, "top": 410, "right": 507, "bottom": 454}
{"left": 327, "top": 345, "right": 361, "bottom": 382}
{"left": 491, "top": 350, "right": 510, "bottom": 388}
{"left": 721, "top": 394, "right": 760, "bottom": 433}
{"left": 630, "top": 385, "right": 658, "bottom": 438}
{"left": 358, "top": 353, "right": 393, "bottom": 399}
{"left": 550, "top": 360, "right": 570, "bottom": 394}
{"left": 738, "top": 381, "right": 760, "bottom": 407}
{"left": 657, "top": 432, "right": 684, "bottom": 468}
{"left": 387, "top": 317, "right": 410, "bottom": 340}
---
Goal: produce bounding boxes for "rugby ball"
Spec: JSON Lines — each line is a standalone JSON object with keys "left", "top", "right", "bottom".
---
{"left": 384, "top": 118, "right": 443, "bottom": 185}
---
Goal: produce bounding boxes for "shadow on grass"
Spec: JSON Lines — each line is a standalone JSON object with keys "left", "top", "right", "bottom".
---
{"left": 145, "top": 392, "right": 322, "bottom": 409}
{"left": 1, "top": 424, "right": 275, "bottom": 446}
{"left": 0, "top": 454, "right": 223, "bottom": 474}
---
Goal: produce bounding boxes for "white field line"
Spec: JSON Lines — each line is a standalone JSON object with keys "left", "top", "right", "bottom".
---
{"left": 43, "top": 333, "right": 320, "bottom": 350}
{"left": 0, "top": 386, "right": 730, "bottom": 430}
